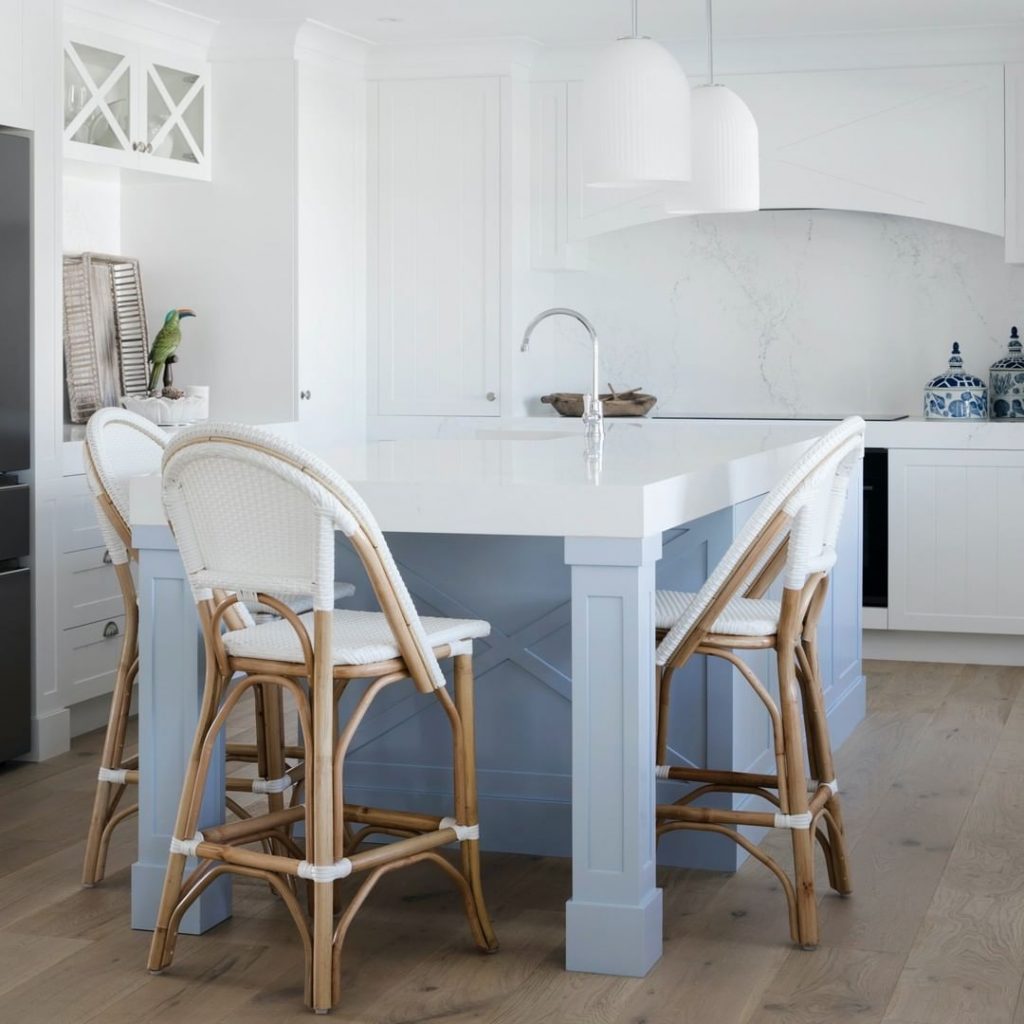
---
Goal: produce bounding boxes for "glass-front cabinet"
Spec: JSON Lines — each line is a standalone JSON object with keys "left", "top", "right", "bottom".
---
{"left": 63, "top": 30, "right": 210, "bottom": 179}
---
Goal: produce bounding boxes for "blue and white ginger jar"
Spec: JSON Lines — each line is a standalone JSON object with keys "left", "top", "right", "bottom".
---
{"left": 924, "top": 342, "right": 987, "bottom": 419}
{"left": 989, "top": 326, "right": 1024, "bottom": 419}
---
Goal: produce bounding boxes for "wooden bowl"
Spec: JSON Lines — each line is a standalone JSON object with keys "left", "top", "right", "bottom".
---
{"left": 540, "top": 390, "right": 657, "bottom": 418}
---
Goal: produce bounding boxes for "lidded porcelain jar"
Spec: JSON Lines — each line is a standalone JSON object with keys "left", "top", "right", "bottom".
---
{"left": 924, "top": 342, "right": 987, "bottom": 419}
{"left": 989, "top": 326, "right": 1024, "bottom": 419}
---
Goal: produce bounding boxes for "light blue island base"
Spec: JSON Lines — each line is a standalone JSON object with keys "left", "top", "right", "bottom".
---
{"left": 337, "top": 494, "right": 865, "bottom": 875}
{"left": 129, "top": 484, "right": 864, "bottom": 975}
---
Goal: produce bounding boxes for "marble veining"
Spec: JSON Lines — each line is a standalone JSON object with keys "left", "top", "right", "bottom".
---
{"left": 521, "top": 210, "right": 1024, "bottom": 418}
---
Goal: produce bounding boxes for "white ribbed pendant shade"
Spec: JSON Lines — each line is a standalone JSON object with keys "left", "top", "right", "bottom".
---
{"left": 583, "top": 36, "right": 691, "bottom": 188}
{"left": 664, "top": 83, "right": 759, "bottom": 214}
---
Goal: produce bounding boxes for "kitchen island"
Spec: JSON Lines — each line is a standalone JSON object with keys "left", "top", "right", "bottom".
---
{"left": 126, "top": 420, "right": 863, "bottom": 978}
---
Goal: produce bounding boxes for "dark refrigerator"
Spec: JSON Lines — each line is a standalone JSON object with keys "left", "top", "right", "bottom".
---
{"left": 0, "top": 131, "right": 32, "bottom": 762}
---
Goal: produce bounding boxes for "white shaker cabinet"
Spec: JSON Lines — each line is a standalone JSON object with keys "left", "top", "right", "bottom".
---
{"left": 1006, "top": 64, "right": 1024, "bottom": 263}
{"left": 63, "top": 26, "right": 211, "bottom": 179}
{"left": 370, "top": 77, "right": 501, "bottom": 416}
{"left": 888, "top": 448, "right": 1024, "bottom": 635}
{"left": 0, "top": 0, "right": 27, "bottom": 129}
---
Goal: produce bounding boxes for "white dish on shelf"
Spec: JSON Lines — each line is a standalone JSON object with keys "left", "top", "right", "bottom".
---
{"left": 121, "top": 390, "right": 208, "bottom": 426}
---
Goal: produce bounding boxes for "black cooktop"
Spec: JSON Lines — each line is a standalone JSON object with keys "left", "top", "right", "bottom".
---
{"left": 654, "top": 413, "right": 910, "bottom": 422}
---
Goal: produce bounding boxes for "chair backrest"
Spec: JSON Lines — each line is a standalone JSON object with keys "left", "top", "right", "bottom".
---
{"left": 656, "top": 417, "right": 865, "bottom": 668}
{"left": 161, "top": 423, "right": 449, "bottom": 691}
{"left": 84, "top": 407, "right": 167, "bottom": 564}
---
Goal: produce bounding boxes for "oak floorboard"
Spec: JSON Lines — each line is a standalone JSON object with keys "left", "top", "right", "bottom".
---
{"left": 0, "top": 660, "right": 1021, "bottom": 1024}
{"left": 0, "top": 930, "right": 93, "bottom": 997}
{"left": 880, "top": 670, "right": 1024, "bottom": 1024}
{"left": 746, "top": 946, "right": 907, "bottom": 1024}
{"left": 816, "top": 667, "right": 1016, "bottom": 954}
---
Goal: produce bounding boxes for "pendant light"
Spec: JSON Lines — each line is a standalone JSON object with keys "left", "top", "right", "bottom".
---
{"left": 582, "top": 0, "right": 691, "bottom": 188}
{"left": 664, "top": 0, "right": 759, "bottom": 214}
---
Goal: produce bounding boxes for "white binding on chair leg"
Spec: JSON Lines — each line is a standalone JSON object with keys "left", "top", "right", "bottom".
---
{"left": 773, "top": 811, "right": 813, "bottom": 830}
{"left": 654, "top": 765, "right": 671, "bottom": 779}
{"left": 439, "top": 817, "right": 479, "bottom": 841}
{"left": 97, "top": 766, "right": 129, "bottom": 784}
{"left": 822, "top": 778, "right": 839, "bottom": 795}
{"left": 297, "top": 858, "right": 353, "bottom": 882}
{"left": 251, "top": 774, "right": 293, "bottom": 795}
{"left": 170, "top": 832, "right": 205, "bottom": 857}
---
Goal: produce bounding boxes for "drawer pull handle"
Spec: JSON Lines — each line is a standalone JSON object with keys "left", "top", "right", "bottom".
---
{"left": 103, "top": 621, "right": 119, "bottom": 639}
{"left": 102, "top": 549, "right": 112, "bottom": 565}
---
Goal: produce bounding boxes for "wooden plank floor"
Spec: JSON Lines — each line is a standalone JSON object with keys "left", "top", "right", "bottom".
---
{"left": 2, "top": 659, "right": 1024, "bottom": 1023}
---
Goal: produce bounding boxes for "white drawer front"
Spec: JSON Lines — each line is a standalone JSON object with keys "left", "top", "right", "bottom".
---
{"left": 59, "top": 614, "right": 125, "bottom": 706}
{"left": 58, "top": 479, "right": 104, "bottom": 554}
{"left": 60, "top": 546, "right": 125, "bottom": 630}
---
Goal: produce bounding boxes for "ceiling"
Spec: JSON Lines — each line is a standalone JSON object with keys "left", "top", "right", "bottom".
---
{"left": 166, "top": 0, "right": 1024, "bottom": 45}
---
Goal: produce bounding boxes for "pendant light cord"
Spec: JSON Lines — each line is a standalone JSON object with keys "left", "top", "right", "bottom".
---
{"left": 631, "top": 0, "right": 639, "bottom": 39}
{"left": 706, "top": 0, "right": 714, "bottom": 84}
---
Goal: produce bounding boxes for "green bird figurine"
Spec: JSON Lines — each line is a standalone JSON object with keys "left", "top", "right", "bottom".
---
{"left": 148, "top": 307, "right": 196, "bottom": 394}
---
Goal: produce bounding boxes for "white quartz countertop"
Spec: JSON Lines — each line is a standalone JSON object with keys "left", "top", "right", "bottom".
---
{"left": 129, "top": 419, "right": 821, "bottom": 539}
{"left": 475, "top": 414, "right": 1024, "bottom": 450}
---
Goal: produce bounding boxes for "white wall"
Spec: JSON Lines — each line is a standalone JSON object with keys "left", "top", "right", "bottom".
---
{"left": 515, "top": 210, "right": 1024, "bottom": 418}
{"left": 63, "top": 168, "right": 121, "bottom": 252}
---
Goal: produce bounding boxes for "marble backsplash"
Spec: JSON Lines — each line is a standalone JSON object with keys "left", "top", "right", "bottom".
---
{"left": 520, "top": 209, "right": 1024, "bottom": 418}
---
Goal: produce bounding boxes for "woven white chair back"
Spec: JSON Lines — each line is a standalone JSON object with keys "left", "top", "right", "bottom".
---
{"left": 84, "top": 408, "right": 167, "bottom": 565}
{"left": 162, "top": 423, "right": 450, "bottom": 690}
{"left": 656, "top": 417, "right": 865, "bottom": 667}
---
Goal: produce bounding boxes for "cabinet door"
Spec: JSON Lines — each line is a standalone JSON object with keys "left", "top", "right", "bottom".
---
{"left": 138, "top": 49, "right": 211, "bottom": 180}
{"left": 63, "top": 30, "right": 137, "bottom": 167}
{"left": 371, "top": 77, "right": 500, "bottom": 416}
{"left": 889, "top": 448, "right": 1024, "bottom": 634}
{"left": 728, "top": 65, "right": 1004, "bottom": 236}
{"left": 1006, "top": 64, "right": 1024, "bottom": 264}
{"left": 0, "top": 0, "right": 26, "bottom": 130}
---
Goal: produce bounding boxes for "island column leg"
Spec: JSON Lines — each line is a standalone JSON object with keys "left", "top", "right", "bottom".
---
{"left": 564, "top": 534, "right": 663, "bottom": 976}
{"left": 131, "top": 523, "right": 231, "bottom": 933}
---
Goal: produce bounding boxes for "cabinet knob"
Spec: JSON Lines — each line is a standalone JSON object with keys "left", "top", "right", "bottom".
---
{"left": 146, "top": 142, "right": 153, "bottom": 154}
{"left": 486, "top": 392, "right": 497, "bottom": 402}
{"left": 132, "top": 142, "right": 139, "bottom": 152}
{"left": 103, "top": 621, "right": 119, "bottom": 639}
{"left": 102, "top": 549, "right": 112, "bottom": 565}
{"left": 300, "top": 390, "right": 312, "bottom": 400}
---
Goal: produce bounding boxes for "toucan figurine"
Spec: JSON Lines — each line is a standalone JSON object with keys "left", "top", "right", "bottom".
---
{"left": 148, "top": 308, "right": 196, "bottom": 394}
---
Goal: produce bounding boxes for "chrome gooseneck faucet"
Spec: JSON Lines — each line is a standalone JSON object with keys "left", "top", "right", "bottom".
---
{"left": 521, "top": 307, "right": 604, "bottom": 455}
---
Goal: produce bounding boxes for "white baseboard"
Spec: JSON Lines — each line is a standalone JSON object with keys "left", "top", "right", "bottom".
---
{"left": 864, "top": 629, "right": 1024, "bottom": 667}
{"left": 23, "top": 707, "right": 71, "bottom": 762}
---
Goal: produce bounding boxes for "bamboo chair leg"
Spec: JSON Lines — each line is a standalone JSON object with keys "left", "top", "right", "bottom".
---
{"left": 82, "top": 596, "right": 138, "bottom": 887}
{"left": 800, "top": 633, "right": 853, "bottom": 896}
{"left": 311, "top": 613, "right": 336, "bottom": 1014}
{"left": 261, "top": 683, "right": 288, "bottom": 849}
{"left": 793, "top": 647, "right": 839, "bottom": 892}
{"left": 147, "top": 665, "right": 226, "bottom": 974}
{"left": 453, "top": 654, "right": 498, "bottom": 953}
{"left": 777, "top": 638, "right": 819, "bottom": 950}
{"left": 655, "top": 665, "right": 675, "bottom": 765}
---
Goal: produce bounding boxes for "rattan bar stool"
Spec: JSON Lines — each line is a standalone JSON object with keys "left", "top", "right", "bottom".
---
{"left": 81, "top": 409, "right": 354, "bottom": 886}
{"left": 147, "top": 423, "right": 497, "bottom": 1014}
{"left": 653, "top": 417, "right": 865, "bottom": 949}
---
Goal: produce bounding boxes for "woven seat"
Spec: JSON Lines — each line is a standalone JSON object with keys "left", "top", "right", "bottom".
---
{"left": 655, "top": 590, "right": 780, "bottom": 636}
{"left": 224, "top": 608, "right": 489, "bottom": 665}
